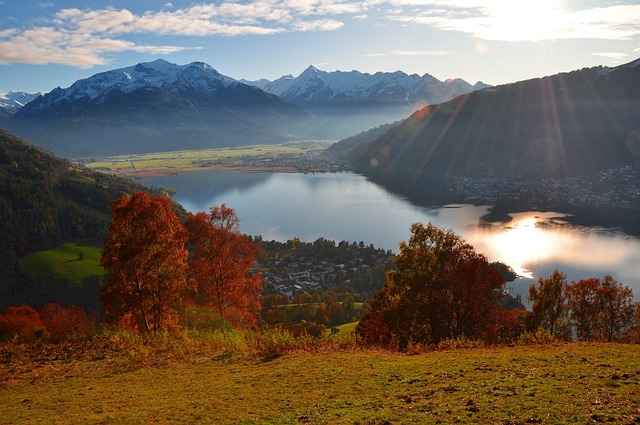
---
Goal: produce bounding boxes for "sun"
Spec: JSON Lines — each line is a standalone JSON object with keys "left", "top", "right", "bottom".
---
{"left": 482, "top": 0, "right": 566, "bottom": 41}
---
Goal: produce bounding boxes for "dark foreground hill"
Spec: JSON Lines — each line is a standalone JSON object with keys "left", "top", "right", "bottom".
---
{"left": 0, "top": 128, "right": 169, "bottom": 309}
{"left": 336, "top": 59, "right": 640, "bottom": 180}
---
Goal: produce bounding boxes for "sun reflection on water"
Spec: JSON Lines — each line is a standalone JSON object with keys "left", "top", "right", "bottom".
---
{"left": 486, "top": 215, "right": 551, "bottom": 278}
{"left": 467, "top": 211, "right": 638, "bottom": 286}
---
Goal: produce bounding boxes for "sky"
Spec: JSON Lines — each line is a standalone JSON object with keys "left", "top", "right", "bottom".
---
{"left": 1, "top": 0, "right": 639, "bottom": 94}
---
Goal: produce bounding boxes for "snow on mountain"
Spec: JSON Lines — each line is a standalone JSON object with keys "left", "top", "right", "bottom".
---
{"left": 244, "top": 66, "right": 488, "bottom": 107}
{"left": 30, "top": 59, "right": 238, "bottom": 110}
{"left": 0, "top": 91, "right": 42, "bottom": 112}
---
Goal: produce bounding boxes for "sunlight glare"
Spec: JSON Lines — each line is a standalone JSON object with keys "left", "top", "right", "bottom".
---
{"left": 483, "top": 0, "right": 566, "bottom": 41}
{"left": 490, "top": 215, "right": 549, "bottom": 278}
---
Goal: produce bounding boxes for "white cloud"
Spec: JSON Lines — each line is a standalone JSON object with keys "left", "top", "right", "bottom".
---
{"left": 591, "top": 52, "right": 628, "bottom": 60}
{"left": 0, "top": 1, "right": 365, "bottom": 67}
{"left": 293, "top": 18, "right": 344, "bottom": 31}
{"left": 0, "top": 23, "right": 192, "bottom": 68}
{"left": 386, "top": 0, "right": 483, "bottom": 7}
{"left": 387, "top": 1, "right": 640, "bottom": 42}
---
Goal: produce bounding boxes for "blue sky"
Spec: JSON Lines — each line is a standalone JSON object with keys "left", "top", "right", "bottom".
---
{"left": 1, "top": 0, "right": 639, "bottom": 93}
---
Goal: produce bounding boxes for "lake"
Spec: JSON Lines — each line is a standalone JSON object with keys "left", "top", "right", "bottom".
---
{"left": 145, "top": 171, "right": 640, "bottom": 301}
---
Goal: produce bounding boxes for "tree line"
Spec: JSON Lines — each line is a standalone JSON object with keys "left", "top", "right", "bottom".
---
{"left": 2, "top": 191, "right": 638, "bottom": 349}
{"left": 528, "top": 270, "right": 637, "bottom": 342}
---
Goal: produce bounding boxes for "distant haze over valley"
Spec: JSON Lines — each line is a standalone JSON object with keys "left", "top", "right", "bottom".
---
{"left": 0, "top": 59, "right": 486, "bottom": 158}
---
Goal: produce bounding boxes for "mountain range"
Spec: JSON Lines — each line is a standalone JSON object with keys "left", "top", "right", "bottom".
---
{"left": 245, "top": 65, "right": 488, "bottom": 108}
{"left": 0, "top": 59, "right": 485, "bottom": 157}
{"left": 0, "top": 91, "right": 41, "bottom": 113}
{"left": 3, "top": 60, "right": 312, "bottom": 157}
{"left": 242, "top": 66, "right": 489, "bottom": 138}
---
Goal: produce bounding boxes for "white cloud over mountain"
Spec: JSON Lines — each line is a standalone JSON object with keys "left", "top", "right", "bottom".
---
{"left": 0, "top": 0, "right": 639, "bottom": 68}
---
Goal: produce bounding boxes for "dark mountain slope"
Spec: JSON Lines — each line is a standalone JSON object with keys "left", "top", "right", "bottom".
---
{"left": 343, "top": 60, "right": 640, "bottom": 180}
{"left": 0, "top": 128, "right": 170, "bottom": 309}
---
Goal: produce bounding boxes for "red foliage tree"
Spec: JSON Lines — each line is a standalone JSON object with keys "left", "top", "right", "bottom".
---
{"left": 355, "top": 309, "right": 392, "bottom": 347}
{"left": 39, "top": 303, "right": 97, "bottom": 340}
{"left": 631, "top": 303, "right": 640, "bottom": 344}
{"left": 186, "top": 205, "right": 262, "bottom": 329}
{"left": 565, "top": 277, "right": 600, "bottom": 341}
{"left": 563, "top": 275, "right": 635, "bottom": 342}
{"left": 100, "top": 192, "right": 189, "bottom": 333}
{"left": 481, "top": 306, "right": 523, "bottom": 344}
{"left": 444, "top": 245, "right": 506, "bottom": 340}
{"left": 0, "top": 305, "right": 45, "bottom": 341}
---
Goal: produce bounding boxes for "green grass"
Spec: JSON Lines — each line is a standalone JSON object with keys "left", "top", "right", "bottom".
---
{"left": 1, "top": 337, "right": 639, "bottom": 424}
{"left": 335, "top": 321, "right": 359, "bottom": 334}
{"left": 19, "top": 243, "right": 104, "bottom": 286}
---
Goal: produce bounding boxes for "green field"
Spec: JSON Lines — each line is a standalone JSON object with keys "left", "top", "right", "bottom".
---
{"left": 82, "top": 141, "right": 335, "bottom": 177}
{"left": 19, "top": 243, "right": 104, "bottom": 286}
{"left": 1, "top": 339, "right": 638, "bottom": 424}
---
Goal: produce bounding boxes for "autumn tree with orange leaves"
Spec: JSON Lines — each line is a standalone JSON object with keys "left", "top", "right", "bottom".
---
{"left": 566, "top": 276, "right": 636, "bottom": 342}
{"left": 39, "top": 303, "right": 97, "bottom": 340}
{"left": 100, "top": 192, "right": 189, "bottom": 333}
{"left": 186, "top": 205, "right": 262, "bottom": 329}
{"left": 357, "top": 222, "right": 505, "bottom": 349}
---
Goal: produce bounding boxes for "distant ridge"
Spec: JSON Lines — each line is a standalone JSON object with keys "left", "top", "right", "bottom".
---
{"left": 243, "top": 66, "right": 489, "bottom": 138}
{"left": 244, "top": 65, "right": 489, "bottom": 108}
{"left": 0, "top": 91, "right": 41, "bottom": 114}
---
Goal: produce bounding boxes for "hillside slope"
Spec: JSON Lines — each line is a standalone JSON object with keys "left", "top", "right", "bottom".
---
{"left": 341, "top": 59, "right": 640, "bottom": 180}
{"left": 0, "top": 128, "right": 168, "bottom": 309}
{"left": 1, "top": 342, "right": 639, "bottom": 424}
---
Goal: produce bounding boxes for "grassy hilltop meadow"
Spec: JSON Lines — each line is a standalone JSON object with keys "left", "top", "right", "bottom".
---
{"left": 1, "top": 336, "right": 639, "bottom": 424}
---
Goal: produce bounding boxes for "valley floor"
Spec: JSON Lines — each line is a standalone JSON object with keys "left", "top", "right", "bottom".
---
{"left": 1, "top": 341, "right": 639, "bottom": 424}
{"left": 82, "top": 142, "right": 346, "bottom": 179}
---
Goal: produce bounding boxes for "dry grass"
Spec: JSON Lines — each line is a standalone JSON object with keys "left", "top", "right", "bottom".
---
{"left": 1, "top": 331, "right": 639, "bottom": 424}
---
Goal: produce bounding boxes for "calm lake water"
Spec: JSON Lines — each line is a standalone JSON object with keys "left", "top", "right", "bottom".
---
{"left": 145, "top": 171, "right": 640, "bottom": 301}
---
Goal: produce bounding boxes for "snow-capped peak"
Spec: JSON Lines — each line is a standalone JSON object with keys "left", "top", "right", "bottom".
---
{"left": 29, "top": 59, "right": 238, "bottom": 110}
{"left": 242, "top": 65, "right": 487, "bottom": 107}
{"left": 0, "top": 91, "right": 42, "bottom": 112}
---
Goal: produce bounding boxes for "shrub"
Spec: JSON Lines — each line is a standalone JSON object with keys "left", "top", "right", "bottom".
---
{"left": 517, "top": 327, "right": 558, "bottom": 345}
{"left": 0, "top": 305, "right": 46, "bottom": 341}
{"left": 39, "top": 303, "right": 98, "bottom": 340}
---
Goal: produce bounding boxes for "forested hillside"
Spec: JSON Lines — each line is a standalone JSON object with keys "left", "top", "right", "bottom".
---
{"left": 0, "top": 128, "right": 170, "bottom": 310}
{"left": 339, "top": 60, "right": 640, "bottom": 179}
